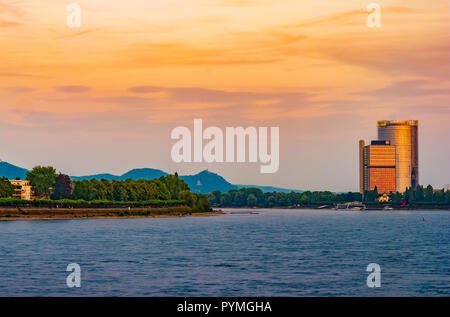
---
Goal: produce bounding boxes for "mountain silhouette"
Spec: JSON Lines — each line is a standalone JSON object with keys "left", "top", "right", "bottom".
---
{"left": 71, "top": 173, "right": 118, "bottom": 181}
{"left": 120, "top": 168, "right": 167, "bottom": 180}
{"left": 0, "top": 161, "right": 28, "bottom": 180}
{"left": 180, "top": 170, "right": 237, "bottom": 194}
{"left": 0, "top": 162, "right": 302, "bottom": 194}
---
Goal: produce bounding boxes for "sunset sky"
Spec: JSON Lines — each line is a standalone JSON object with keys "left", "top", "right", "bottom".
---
{"left": 0, "top": 0, "right": 449, "bottom": 191}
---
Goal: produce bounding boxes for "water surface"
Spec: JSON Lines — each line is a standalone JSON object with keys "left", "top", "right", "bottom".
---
{"left": 0, "top": 209, "right": 448, "bottom": 296}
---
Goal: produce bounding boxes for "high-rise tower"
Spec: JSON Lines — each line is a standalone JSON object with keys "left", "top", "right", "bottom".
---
{"left": 377, "top": 120, "right": 418, "bottom": 193}
{"left": 360, "top": 140, "right": 397, "bottom": 194}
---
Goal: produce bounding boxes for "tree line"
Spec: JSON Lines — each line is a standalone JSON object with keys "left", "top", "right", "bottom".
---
{"left": 0, "top": 166, "right": 211, "bottom": 212}
{"left": 208, "top": 186, "right": 450, "bottom": 208}
{"left": 361, "top": 185, "right": 450, "bottom": 205}
{"left": 0, "top": 177, "right": 15, "bottom": 198}
{"left": 207, "top": 188, "right": 364, "bottom": 208}
{"left": 2, "top": 165, "right": 448, "bottom": 209}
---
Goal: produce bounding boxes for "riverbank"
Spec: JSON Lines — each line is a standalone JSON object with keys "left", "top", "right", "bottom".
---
{"left": 214, "top": 206, "right": 450, "bottom": 211}
{"left": 0, "top": 207, "right": 223, "bottom": 221}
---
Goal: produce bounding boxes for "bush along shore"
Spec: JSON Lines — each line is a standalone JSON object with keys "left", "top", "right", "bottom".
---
{"left": 0, "top": 205, "right": 220, "bottom": 221}
{"left": 0, "top": 198, "right": 218, "bottom": 220}
{"left": 0, "top": 198, "right": 186, "bottom": 208}
{"left": 207, "top": 186, "right": 450, "bottom": 210}
{"left": 0, "top": 168, "right": 214, "bottom": 220}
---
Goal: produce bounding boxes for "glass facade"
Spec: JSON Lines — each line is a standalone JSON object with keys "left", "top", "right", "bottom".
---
{"left": 369, "top": 167, "right": 396, "bottom": 193}
{"left": 377, "top": 120, "right": 419, "bottom": 193}
{"left": 360, "top": 143, "right": 396, "bottom": 194}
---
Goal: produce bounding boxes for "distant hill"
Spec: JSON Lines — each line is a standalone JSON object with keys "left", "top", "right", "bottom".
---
{"left": 180, "top": 170, "right": 238, "bottom": 194}
{"left": 71, "top": 168, "right": 167, "bottom": 181}
{"left": 237, "top": 184, "right": 304, "bottom": 194}
{"left": 71, "top": 173, "right": 119, "bottom": 181}
{"left": 0, "top": 161, "right": 28, "bottom": 180}
{"left": 0, "top": 162, "right": 303, "bottom": 194}
{"left": 120, "top": 168, "right": 167, "bottom": 180}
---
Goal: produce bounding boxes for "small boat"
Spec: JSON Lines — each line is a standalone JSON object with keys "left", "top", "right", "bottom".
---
{"left": 383, "top": 206, "right": 393, "bottom": 211}
{"left": 334, "top": 202, "right": 366, "bottom": 211}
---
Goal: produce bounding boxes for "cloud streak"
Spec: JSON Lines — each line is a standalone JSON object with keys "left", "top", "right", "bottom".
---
{"left": 355, "top": 80, "right": 450, "bottom": 97}
{"left": 56, "top": 86, "right": 91, "bottom": 93}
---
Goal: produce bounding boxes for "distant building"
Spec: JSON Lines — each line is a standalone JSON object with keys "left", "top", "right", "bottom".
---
{"left": 444, "top": 184, "right": 450, "bottom": 192}
{"left": 9, "top": 180, "right": 33, "bottom": 200}
{"left": 360, "top": 120, "right": 419, "bottom": 194}
{"left": 378, "top": 192, "right": 390, "bottom": 202}
{"left": 377, "top": 120, "right": 419, "bottom": 192}
{"left": 360, "top": 140, "right": 396, "bottom": 194}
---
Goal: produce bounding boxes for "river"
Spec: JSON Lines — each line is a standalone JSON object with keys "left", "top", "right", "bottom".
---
{"left": 0, "top": 208, "right": 448, "bottom": 296}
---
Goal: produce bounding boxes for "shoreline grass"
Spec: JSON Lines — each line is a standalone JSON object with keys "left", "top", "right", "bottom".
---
{"left": 0, "top": 206, "right": 223, "bottom": 221}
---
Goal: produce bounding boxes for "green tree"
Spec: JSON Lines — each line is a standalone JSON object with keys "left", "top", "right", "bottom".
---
{"left": 72, "top": 179, "right": 90, "bottom": 200}
{"left": 406, "top": 187, "right": 415, "bottom": 204}
{"left": 424, "top": 185, "right": 434, "bottom": 202}
{"left": 160, "top": 173, "right": 189, "bottom": 200}
{"left": 51, "top": 174, "right": 73, "bottom": 200}
{"left": 391, "top": 192, "right": 402, "bottom": 205}
{"left": 247, "top": 193, "right": 257, "bottom": 207}
{"left": 220, "top": 193, "right": 232, "bottom": 206}
{"left": 288, "top": 191, "right": 299, "bottom": 205}
{"left": 180, "top": 190, "right": 194, "bottom": 207}
{"left": 266, "top": 194, "right": 276, "bottom": 207}
{"left": 0, "top": 177, "right": 15, "bottom": 198}
{"left": 194, "top": 194, "right": 212, "bottom": 212}
{"left": 233, "top": 191, "right": 244, "bottom": 206}
{"left": 211, "top": 190, "right": 222, "bottom": 203}
{"left": 112, "top": 181, "right": 128, "bottom": 201}
{"left": 346, "top": 192, "right": 355, "bottom": 202}
{"left": 415, "top": 185, "right": 424, "bottom": 201}
{"left": 433, "top": 190, "right": 445, "bottom": 202}
{"left": 26, "top": 166, "right": 57, "bottom": 198}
